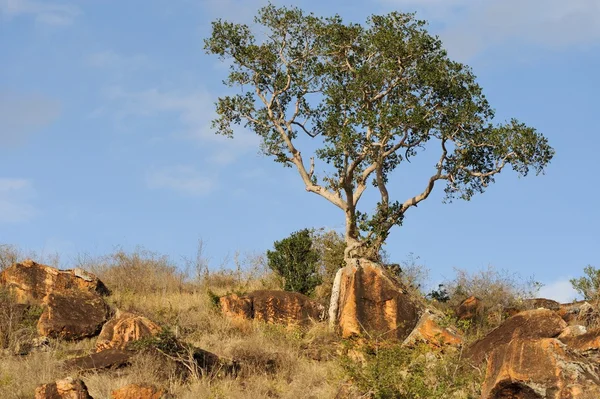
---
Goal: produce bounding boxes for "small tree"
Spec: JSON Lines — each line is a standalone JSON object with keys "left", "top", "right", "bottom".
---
{"left": 267, "top": 229, "right": 321, "bottom": 296}
{"left": 570, "top": 265, "right": 600, "bottom": 301}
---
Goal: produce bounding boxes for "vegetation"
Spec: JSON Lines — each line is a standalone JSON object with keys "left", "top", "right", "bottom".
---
{"left": 205, "top": 4, "right": 554, "bottom": 263}
{"left": 570, "top": 265, "right": 600, "bottom": 301}
{"left": 267, "top": 229, "right": 321, "bottom": 296}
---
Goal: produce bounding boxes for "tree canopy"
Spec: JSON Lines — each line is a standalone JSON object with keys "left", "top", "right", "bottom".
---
{"left": 205, "top": 4, "right": 554, "bottom": 261}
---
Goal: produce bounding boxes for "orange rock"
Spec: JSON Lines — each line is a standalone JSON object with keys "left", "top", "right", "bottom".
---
{"left": 35, "top": 377, "right": 93, "bottom": 399}
{"left": 481, "top": 338, "right": 600, "bottom": 399}
{"left": 0, "top": 259, "right": 109, "bottom": 304}
{"left": 559, "top": 301, "right": 595, "bottom": 325}
{"left": 37, "top": 290, "right": 110, "bottom": 340}
{"left": 111, "top": 384, "right": 169, "bottom": 399}
{"left": 220, "top": 290, "right": 325, "bottom": 326}
{"left": 403, "top": 311, "right": 462, "bottom": 348}
{"left": 456, "top": 296, "right": 484, "bottom": 322}
{"left": 96, "top": 311, "right": 161, "bottom": 352}
{"left": 465, "top": 309, "right": 566, "bottom": 365}
{"left": 560, "top": 327, "right": 600, "bottom": 355}
{"left": 334, "top": 260, "right": 422, "bottom": 340}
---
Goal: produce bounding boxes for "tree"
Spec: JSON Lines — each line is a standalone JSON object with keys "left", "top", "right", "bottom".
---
{"left": 266, "top": 229, "right": 321, "bottom": 296}
{"left": 570, "top": 265, "right": 600, "bottom": 301}
{"left": 205, "top": 5, "right": 554, "bottom": 263}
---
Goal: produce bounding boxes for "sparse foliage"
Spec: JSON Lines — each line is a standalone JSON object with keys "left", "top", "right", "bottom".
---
{"left": 205, "top": 4, "right": 554, "bottom": 261}
{"left": 267, "top": 229, "right": 321, "bottom": 296}
{"left": 570, "top": 265, "right": 600, "bottom": 301}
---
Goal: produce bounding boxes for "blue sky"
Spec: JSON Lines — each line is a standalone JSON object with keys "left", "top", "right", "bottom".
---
{"left": 1, "top": 0, "right": 599, "bottom": 302}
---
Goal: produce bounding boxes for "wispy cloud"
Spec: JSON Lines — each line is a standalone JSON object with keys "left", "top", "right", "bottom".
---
{"left": 0, "top": 178, "right": 37, "bottom": 223}
{"left": 380, "top": 0, "right": 600, "bottom": 61}
{"left": 85, "top": 51, "right": 149, "bottom": 71}
{"left": 0, "top": 92, "right": 61, "bottom": 148}
{"left": 102, "top": 85, "right": 259, "bottom": 157}
{"left": 0, "top": 0, "right": 80, "bottom": 26}
{"left": 146, "top": 165, "right": 216, "bottom": 197}
{"left": 538, "top": 278, "right": 580, "bottom": 303}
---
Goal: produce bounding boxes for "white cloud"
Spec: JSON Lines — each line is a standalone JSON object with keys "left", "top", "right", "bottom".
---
{"left": 85, "top": 51, "right": 149, "bottom": 70}
{"left": 0, "top": 178, "right": 37, "bottom": 223}
{"left": 0, "top": 92, "right": 61, "bottom": 148}
{"left": 380, "top": 0, "right": 600, "bottom": 61}
{"left": 0, "top": 0, "right": 80, "bottom": 26}
{"left": 538, "top": 278, "right": 580, "bottom": 303}
{"left": 146, "top": 165, "right": 216, "bottom": 197}
{"left": 103, "top": 85, "right": 259, "bottom": 156}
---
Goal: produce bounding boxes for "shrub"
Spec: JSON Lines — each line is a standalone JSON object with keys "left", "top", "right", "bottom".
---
{"left": 570, "top": 265, "right": 600, "bottom": 301}
{"left": 266, "top": 229, "right": 321, "bottom": 296}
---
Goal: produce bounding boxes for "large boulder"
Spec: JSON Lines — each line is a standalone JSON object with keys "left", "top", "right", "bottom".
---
{"left": 34, "top": 377, "right": 93, "bottom": 399}
{"left": 220, "top": 290, "right": 326, "bottom": 326}
{"left": 111, "top": 384, "right": 169, "bottom": 399}
{"left": 560, "top": 328, "right": 600, "bottom": 362}
{"left": 37, "top": 290, "right": 110, "bottom": 340}
{"left": 0, "top": 259, "right": 109, "bottom": 304}
{"left": 465, "top": 309, "right": 567, "bottom": 365}
{"left": 481, "top": 338, "right": 600, "bottom": 399}
{"left": 456, "top": 296, "right": 484, "bottom": 322}
{"left": 331, "top": 260, "right": 422, "bottom": 340}
{"left": 559, "top": 301, "right": 595, "bottom": 325}
{"left": 96, "top": 311, "right": 161, "bottom": 352}
{"left": 63, "top": 348, "right": 134, "bottom": 371}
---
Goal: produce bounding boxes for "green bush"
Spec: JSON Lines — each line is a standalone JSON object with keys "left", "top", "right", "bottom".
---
{"left": 570, "top": 265, "right": 600, "bottom": 301}
{"left": 267, "top": 229, "right": 321, "bottom": 296}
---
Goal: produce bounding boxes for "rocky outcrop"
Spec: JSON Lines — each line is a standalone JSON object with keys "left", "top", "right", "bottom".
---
{"left": 456, "top": 296, "right": 483, "bottom": 322}
{"left": 481, "top": 338, "right": 600, "bottom": 399}
{"left": 465, "top": 309, "right": 566, "bottom": 365}
{"left": 0, "top": 260, "right": 109, "bottom": 304}
{"left": 37, "top": 290, "right": 110, "bottom": 340}
{"left": 63, "top": 348, "right": 134, "bottom": 371}
{"left": 220, "top": 290, "right": 326, "bottom": 326}
{"left": 558, "top": 325, "right": 587, "bottom": 339}
{"left": 331, "top": 260, "right": 423, "bottom": 340}
{"left": 402, "top": 310, "right": 463, "bottom": 348}
{"left": 559, "top": 328, "right": 600, "bottom": 362}
{"left": 96, "top": 311, "right": 161, "bottom": 352}
{"left": 34, "top": 377, "right": 93, "bottom": 399}
{"left": 522, "top": 298, "right": 560, "bottom": 311}
{"left": 111, "top": 384, "right": 169, "bottom": 399}
{"left": 559, "top": 301, "right": 595, "bottom": 325}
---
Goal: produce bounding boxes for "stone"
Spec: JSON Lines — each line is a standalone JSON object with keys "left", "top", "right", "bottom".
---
{"left": 220, "top": 290, "right": 326, "bottom": 326}
{"left": 559, "top": 328, "right": 600, "bottom": 362}
{"left": 111, "top": 384, "right": 170, "bottom": 399}
{"left": 558, "top": 325, "right": 587, "bottom": 339}
{"left": 481, "top": 338, "right": 600, "bottom": 399}
{"left": 96, "top": 311, "right": 161, "bottom": 352}
{"left": 63, "top": 348, "right": 134, "bottom": 371}
{"left": 402, "top": 310, "right": 463, "bottom": 348}
{"left": 465, "top": 309, "right": 566, "bottom": 365}
{"left": 559, "top": 301, "right": 595, "bottom": 325}
{"left": 332, "top": 260, "right": 422, "bottom": 340}
{"left": 0, "top": 260, "right": 109, "bottom": 304}
{"left": 521, "top": 298, "right": 560, "bottom": 311}
{"left": 37, "top": 290, "right": 110, "bottom": 340}
{"left": 455, "top": 296, "right": 484, "bottom": 322}
{"left": 34, "top": 377, "right": 93, "bottom": 399}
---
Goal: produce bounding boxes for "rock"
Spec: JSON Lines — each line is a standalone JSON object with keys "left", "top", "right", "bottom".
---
{"left": 37, "top": 290, "right": 110, "bottom": 340}
{"left": 34, "top": 377, "right": 93, "bottom": 399}
{"left": 332, "top": 259, "right": 422, "bottom": 340}
{"left": 522, "top": 297, "right": 560, "bottom": 311}
{"left": 0, "top": 259, "right": 109, "bottom": 304}
{"left": 465, "top": 309, "right": 567, "bottom": 365}
{"left": 558, "top": 325, "right": 588, "bottom": 339}
{"left": 402, "top": 310, "right": 463, "bottom": 348}
{"left": 96, "top": 311, "right": 161, "bottom": 352}
{"left": 220, "top": 290, "right": 326, "bottom": 326}
{"left": 63, "top": 348, "right": 134, "bottom": 371}
{"left": 559, "top": 301, "right": 595, "bottom": 325}
{"left": 14, "top": 336, "right": 50, "bottom": 356}
{"left": 559, "top": 328, "right": 600, "bottom": 362}
{"left": 111, "top": 384, "right": 169, "bottom": 399}
{"left": 481, "top": 338, "right": 600, "bottom": 399}
{"left": 455, "top": 296, "right": 484, "bottom": 322}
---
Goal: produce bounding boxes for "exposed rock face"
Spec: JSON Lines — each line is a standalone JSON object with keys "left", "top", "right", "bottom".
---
{"left": 481, "top": 338, "right": 600, "bottom": 399}
{"left": 402, "top": 310, "right": 463, "bottom": 348}
{"left": 220, "top": 290, "right": 326, "bottom": 326}
{"left": 558, "top": 325, "right": 588, "bottom": 339}
{"left": 559, "top": 328, "right": 600, "bottom": 362}
{"left": 63, "top": 348, "right": 134, "bottom": 371}
{"left": 37, "top": 290, "right": 110, "bottom": 340}
{"left": 111, "top": 384, "right": 169, "bottom": 399}
{"left": 456, "top": 296, "right": 484, "bottom": 322}
{"left": 96, "top": 311, "right": 161, "bottom": 352}
{"left": 332, "top": 260, "right": 422, "bottom": 340}
{"left": 0, "top": 260, "right": 109, "bottom": 304}
{"left": 465, "top": 309, "right": 567, "bottom": 365}
{"left": 522, "top": 298, "right": 560, "bottom": 311}
{"left": 559, "top": 301, "right": 595, "bottom": 325}
{"left": 34, "top": 377, "right": 93, "bottom": 399}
